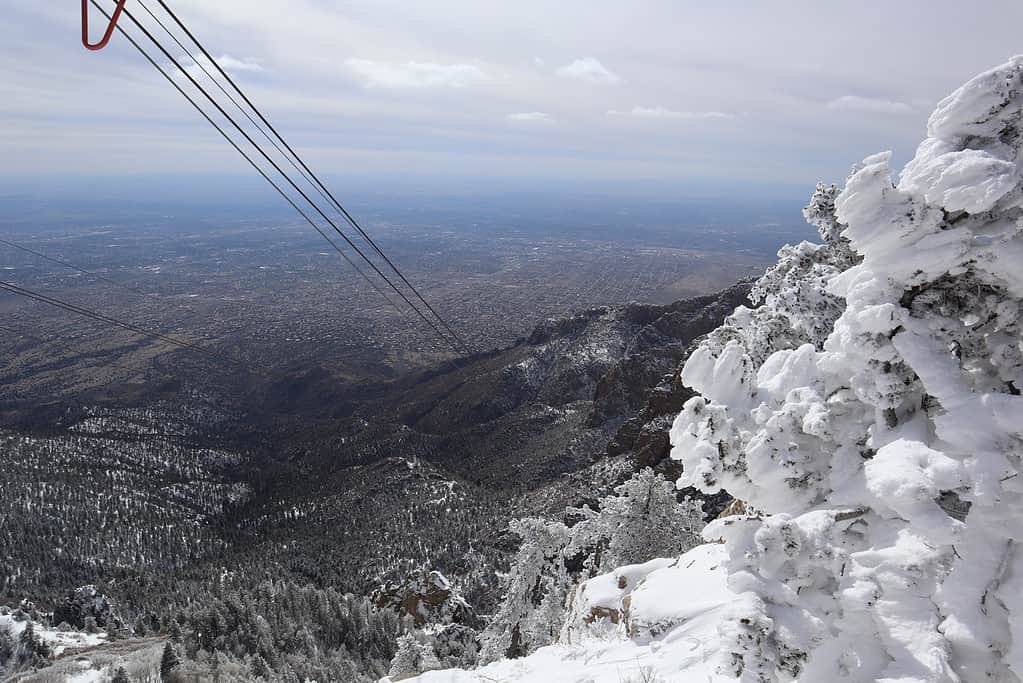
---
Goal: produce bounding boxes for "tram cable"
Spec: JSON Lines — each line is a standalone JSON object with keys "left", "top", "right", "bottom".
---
{"left": 92, "top": 0, "right": 470, "bottom": 356}
{"left": 147, "top": 0, "right": 474, "bottom": 355}
{"left": 0, "top": 279, "right": 262, "bottom": 373}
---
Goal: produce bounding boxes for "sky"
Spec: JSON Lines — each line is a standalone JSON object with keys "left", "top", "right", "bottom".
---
{"left": 3, "top": 1, "right": 1023, "bottom": 201}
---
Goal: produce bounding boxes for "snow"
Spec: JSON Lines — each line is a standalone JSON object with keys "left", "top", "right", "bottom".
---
{"left": 899, "top": 148, "right": 1017, "bottom": 213}
{"left": 925, "top": 56, "right": 1023, "bottom": 141}
{"left": 0, "top": 612, "right": 107, "bottom": 656}
{"left": 560, "top": 556, "right": 676, "bottom": 641}
{"left": 393, "top": 545, "right": 734, "bottom": 683}
{"left": 67, "top": 669, "right": 106, "bottom": 683}
{"left": 863, "top": 439, "right": 963, "bottom": 542}
{"left": 626, "top": 545, "right": 732, "bottom": 641}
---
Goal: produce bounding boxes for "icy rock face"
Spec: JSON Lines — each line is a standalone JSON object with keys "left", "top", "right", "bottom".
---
{"left": 671, "top": 56, "right": 1023, "bottom": 682}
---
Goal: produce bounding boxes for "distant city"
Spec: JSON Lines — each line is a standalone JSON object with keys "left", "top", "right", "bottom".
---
{"left": 0, "top": 191, "right": 813, "bottom": 415}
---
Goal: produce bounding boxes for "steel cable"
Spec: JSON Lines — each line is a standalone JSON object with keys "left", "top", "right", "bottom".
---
{"left": 97, "top": 0, "right": 467, "bottom": 355}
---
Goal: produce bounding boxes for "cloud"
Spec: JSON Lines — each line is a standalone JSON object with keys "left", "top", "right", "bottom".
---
{"left": 608, "top": 106, "right": 734, "bottom": 120}
{"left": 825, "top": 95, "right": 912, "bottom": 114}
{"left": 215, "top": 55, "right": 265, "bottom": 73}
{"left": 345, "top": 59, "right": 488, "bottom": 89}
{"left": 17, "top": 0, "right": 1020, "bottom": 187}
{"left": 178, "top": 54, "right": 265, "bottom": 80}
{"left": 507, "top": 112, "right": 553, "bottom": 123}
{"left": 556, "top": 58, "right": 620, "bottom": 84}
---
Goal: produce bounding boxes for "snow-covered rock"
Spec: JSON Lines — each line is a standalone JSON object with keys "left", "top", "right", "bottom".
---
{"left": 558, "top": 545, "right": 731, "bottom": 646}
{"left": 626, "top": 545, "right": 731, "bottom": 641}
{"left": 561, "top": 556, "right": 676, "bottom": 640}
{"left": 372, "top": 569, "right": 477, "bottom": 628}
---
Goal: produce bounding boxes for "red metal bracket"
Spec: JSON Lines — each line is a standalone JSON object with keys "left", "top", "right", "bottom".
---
{"left": 82, "top": 0, "right": 128, "bottom": 51}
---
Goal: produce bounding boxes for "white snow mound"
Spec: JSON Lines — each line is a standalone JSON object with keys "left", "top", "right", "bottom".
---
{"left": 392, "top": 544, "right": 735, "bottom": 683}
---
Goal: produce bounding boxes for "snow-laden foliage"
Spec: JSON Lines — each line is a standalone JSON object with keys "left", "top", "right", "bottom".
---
{"left": 480, "top": 469, "right": 705, "bottom": 664}
{"left": 479, "top": 518, "right": 571, "bottom": 664}
{"left": 567, "top": 468, "right": 705, "bottom": 575}
{"left": 671, "top": 56, "right": 1023, "bottom": 682}
{"left": 693, "top": 182, "right": 859, "bottom": 374}
{"left": 388, "top": 633, "right": 442, "bottom": 681}
{"left": 393, "top": 544, "right": 736, "bottom": 683}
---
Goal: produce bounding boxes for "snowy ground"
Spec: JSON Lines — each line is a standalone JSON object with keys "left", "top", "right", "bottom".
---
{"left": 0, "top": 613, "right": 167, "bottom": 681}
{"left": 392, "top": 544, "right": 734, "bottom": 683}
{"left": 0, "top": 612, "right": 106, "bottom": 656}
{"left": 13, "top": 637, "right": 167, "bottom": 683}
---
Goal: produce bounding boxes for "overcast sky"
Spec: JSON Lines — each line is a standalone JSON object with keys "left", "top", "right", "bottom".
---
{"left": 4, "top": 1, "right": 1023, "bottom": 199}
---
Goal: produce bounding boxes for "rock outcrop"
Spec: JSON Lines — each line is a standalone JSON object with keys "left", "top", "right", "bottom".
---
{"left": 372, "top": 570, "right": 478, "bottom": 628}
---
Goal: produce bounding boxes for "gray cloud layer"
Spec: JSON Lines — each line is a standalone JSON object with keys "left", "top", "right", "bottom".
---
{"left": 4, "top": 1, "right": 1023, "bottom": 193}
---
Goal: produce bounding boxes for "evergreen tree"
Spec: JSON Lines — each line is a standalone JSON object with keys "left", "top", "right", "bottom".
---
{"left": 169, "top": 619, "right": 183, "bottom": 644}
{"left": 387, "top": 633, "right": 441, "bottom": 681}
{"left": 569, "top": 468, "right": 705, "bottom": 572}
{"left": 479, "top": 518, "right": 571, "bottom": 663}
{"left": 111, "top": 666, "right": 130, "bottom": 683}
{"left": 18, "top": 622, "right": 50, "bottom": 661}
{"left": 17, "top": 622, "right": 34, "bottom": 654}
{"left": 0, "top": 627, "right": 13, "bottom": 668}
{"left": 160, "top": 641, "right": 180, "bottom": 680}
{"left": 251, "top": 653, "right": 272, "bottom": 680}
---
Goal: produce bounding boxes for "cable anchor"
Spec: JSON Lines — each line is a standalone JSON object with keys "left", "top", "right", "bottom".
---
{"left": 82, "top": 0, "right": 128, "bottom": 51}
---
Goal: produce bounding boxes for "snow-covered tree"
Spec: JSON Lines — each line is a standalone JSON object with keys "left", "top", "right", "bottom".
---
{"left": 481, "top": 469, "right": 706, "bottom": 665}
{"left": 430, "top": 623, "right": 479, "bottom": 669}
{"left": 689, "top": 180, "right": 859, "bottom": 382}
{"left": 387, "top": 633, "right": 441, "bottom": 681}
{"left": 568, "top": 468, "right": 705, "bottom": 574}
{"left": 479, "top": 518, "right": 571, "bottom": 663}
{"left": 670, "top": 56, "right": 1023, "bottom": 682}
{"left": 0, "top": 628, "right": 13, "bottom": 672}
